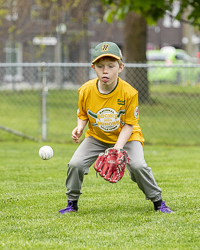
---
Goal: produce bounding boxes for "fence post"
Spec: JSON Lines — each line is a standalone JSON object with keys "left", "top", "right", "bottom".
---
{"left": 41, "top": 63, "right": 48, "bottom": 141}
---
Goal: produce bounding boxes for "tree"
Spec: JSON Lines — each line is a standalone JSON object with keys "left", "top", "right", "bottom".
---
{"left": 124, "top": 12, "right": 148, "bottom": 102}
{"left": 102, "top": 0, "right": 200, "bottom": 25}
{"left": 101, "top": 0, "right": 200, "bottom": 102}
{"left": 0, "top": 0, "right": 95, "bottom": 62}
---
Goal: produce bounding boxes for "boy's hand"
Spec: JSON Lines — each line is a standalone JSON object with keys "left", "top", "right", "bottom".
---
{"left": 71, "top": 127, "right": 83, "bottom": 143}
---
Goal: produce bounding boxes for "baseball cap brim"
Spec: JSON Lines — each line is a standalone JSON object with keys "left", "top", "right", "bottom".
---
{"left": 92, "top": 54, "right": 121, "bottom": 63}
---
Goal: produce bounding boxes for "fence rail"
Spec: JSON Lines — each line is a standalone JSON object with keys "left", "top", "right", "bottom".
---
{"left": 0, "top": 63, "right": 200, "bottom": 145}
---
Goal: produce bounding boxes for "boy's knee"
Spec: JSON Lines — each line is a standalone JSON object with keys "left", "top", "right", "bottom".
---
{"left": 69, "top": 158, "right": 82, "bottom": 169}
{"left": 129, "top": 160, "right": 147, "bottom": 171}
{"left": 128, "top": 160, "right": 149, "bottom": 182}
{"left": 68, "top": 159, "right": 88, "bottom": 175}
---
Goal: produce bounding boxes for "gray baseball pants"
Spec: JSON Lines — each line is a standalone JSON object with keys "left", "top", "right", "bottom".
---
{"left": 66, "top": 136, "right": 162, "bottom": 202}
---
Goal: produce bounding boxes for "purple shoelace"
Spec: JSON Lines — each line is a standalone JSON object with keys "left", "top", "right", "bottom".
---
{"left": 59, "top": 201, "right": 77, "bottom": 214}
{"left": 159, "top": 201, "right": 174, "bottom": 213}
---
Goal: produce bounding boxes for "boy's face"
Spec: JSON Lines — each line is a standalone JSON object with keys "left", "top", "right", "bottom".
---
{"left": 91, "top": 57, "right": 124, "bottom": 89}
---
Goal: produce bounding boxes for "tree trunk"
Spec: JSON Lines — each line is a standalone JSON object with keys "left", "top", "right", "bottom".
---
{"left": 124, "top": 11, "right": 149, "bottom": 103}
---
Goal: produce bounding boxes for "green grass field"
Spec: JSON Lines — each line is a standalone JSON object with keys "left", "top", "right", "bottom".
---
{"left": 1, "top": 83, "right": 200, "bottom": 145}
{"left": 1, "top": 141, "right": 200, "bottom": 249}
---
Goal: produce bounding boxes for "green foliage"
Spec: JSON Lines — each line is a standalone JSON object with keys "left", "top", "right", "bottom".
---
{"left": 103, "top": 9, "right": 114, "bottom": 23}
{"left": 181, "top": 0, "right": 200, "bottom": 26}
{"left": 0, "top": 0, "right": 94, "bottom": 49}
{"left": 102, "top": 0, "right": 200, "bottom": 28}
{"left": 0, "top": 8, "right": 8, "bottom": 25}
{"left": 0, "top": 141, "right": 200, "bottom": 249}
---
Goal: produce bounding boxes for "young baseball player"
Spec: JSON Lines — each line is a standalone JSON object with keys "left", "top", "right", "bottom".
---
{"left": 59, "top": 41, "right": 174, "bottom": 214}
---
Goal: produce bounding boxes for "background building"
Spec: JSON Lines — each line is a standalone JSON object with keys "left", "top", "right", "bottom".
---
{"left": 0, "top": 2, "right": 199, "bottom": 66}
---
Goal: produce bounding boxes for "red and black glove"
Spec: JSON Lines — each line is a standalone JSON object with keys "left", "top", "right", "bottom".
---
{"left": 94, "top": 148, "right": 130, "bottom": 183}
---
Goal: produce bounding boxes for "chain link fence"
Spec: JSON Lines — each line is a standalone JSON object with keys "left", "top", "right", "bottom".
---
{"left": 0, "top": 62, "right": 200, "bottom": 145}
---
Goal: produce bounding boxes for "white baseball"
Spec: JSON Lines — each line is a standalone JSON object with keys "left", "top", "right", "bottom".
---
{"left": 39, "top": 146, "right": 53, "bottom": 160}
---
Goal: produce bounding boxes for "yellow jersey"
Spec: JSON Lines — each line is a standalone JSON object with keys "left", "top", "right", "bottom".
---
{"left": 78, "top": 77, "right": 144, "bottom": 144}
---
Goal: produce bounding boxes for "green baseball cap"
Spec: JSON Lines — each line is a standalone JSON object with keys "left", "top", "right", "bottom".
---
{"left": 92, "top": 42, "right": 123, "bottom": 63}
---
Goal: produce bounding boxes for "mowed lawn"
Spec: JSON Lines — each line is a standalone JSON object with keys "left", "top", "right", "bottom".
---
{"left": 0, "top": 141, "right": 200, "bottom": 249}
{"left": 1, "top": 83, "right": 200, "bottom": 145}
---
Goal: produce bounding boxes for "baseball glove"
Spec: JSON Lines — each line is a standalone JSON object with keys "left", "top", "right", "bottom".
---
{"left": 94, "top": 148, "right": 130, "bottom": 183}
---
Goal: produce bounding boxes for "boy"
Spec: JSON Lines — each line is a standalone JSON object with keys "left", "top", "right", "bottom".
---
{"left": 59, "top": 42, "right": 174, "bottom": 214}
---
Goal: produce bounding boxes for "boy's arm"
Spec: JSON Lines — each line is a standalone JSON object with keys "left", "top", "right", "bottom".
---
{"left": 114, "top": 123, "right": 133, "bottom": 149}
{"left": 71, "top": 117, "right": 88, "bottom": 143}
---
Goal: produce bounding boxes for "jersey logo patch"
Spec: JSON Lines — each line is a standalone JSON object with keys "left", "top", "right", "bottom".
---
{"left": 87, "top": 108, "right": 125, "bottom": 132}
{"left": 134, "top": 106, "right": 139, "bottom": 119}
{"left": 117, "top": 99, "right": 125, "bottom": 105}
